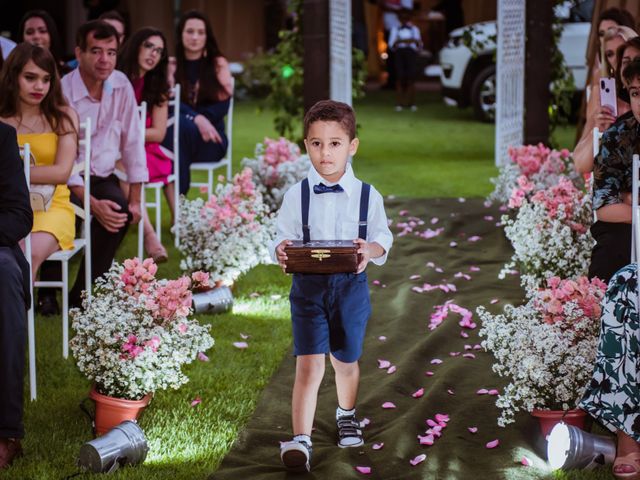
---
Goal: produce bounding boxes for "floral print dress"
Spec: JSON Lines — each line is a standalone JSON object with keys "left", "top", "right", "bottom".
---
{"left": 580, "top": 263, "right": 640, "bottom": 440}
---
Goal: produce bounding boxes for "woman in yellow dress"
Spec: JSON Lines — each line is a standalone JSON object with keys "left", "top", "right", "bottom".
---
{"left": 0, "top": 43, "right": 78, "bottom": 279}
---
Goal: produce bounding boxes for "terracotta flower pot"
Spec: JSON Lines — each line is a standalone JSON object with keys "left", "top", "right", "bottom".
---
{"left": 90, "top": 385, "right": 152, "bottom": 436}
{"left": 531, "top": 408, "right": 588, "bottom": 438}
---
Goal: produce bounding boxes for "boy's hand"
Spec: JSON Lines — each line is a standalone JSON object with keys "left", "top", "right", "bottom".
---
{"left": 354, "top": 238, "right": 370, "bottom": 273}
{"left": 276, "top": 240, "right": 293, "bottom": 272}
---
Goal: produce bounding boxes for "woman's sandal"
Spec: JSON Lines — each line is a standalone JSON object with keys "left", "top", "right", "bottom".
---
{"left": 613, "top": 452, "right": 640, "bottom": 479}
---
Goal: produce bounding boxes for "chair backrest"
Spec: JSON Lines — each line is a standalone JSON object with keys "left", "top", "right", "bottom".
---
{"left": 226, "top": 78, "right": 234, "bottom": 161}
{"left": 632, "top": 154, "right": 640, "bottom": 265}
{"left": 592, "top": 127, "right": 603, "bottom": 158}
{"left": 75, "top": 118, "right": 92, "bottom": 301}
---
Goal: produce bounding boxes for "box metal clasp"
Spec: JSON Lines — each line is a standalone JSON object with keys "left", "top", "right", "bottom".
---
{"left": 310, "top": 249, "right": 331, "bottom": 261}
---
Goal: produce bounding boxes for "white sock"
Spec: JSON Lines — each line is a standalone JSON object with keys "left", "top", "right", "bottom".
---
{"left": 336, "top": 406, "right": 355, "bottom": 419}
{"left": 293, "top": 434, "right": 311, "bottom": 446}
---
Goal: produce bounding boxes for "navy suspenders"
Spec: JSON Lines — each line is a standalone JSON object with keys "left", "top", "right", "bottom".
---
{"left": 300, "top": 178, "right": 370, "bottom": 243}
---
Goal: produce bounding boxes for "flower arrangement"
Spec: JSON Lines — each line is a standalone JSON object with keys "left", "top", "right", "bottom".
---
{"left": 176, "top": 167, "right": 275, "bottom": 284}
{"left": 70, "top": 258, "right": 215, "bottom": 400}
{"left": 489, "top": 143, "right": 582, "bottom": 206}
{"left": 241, "top": 136, "right": 311, "bottom": 212}
{"left": 477, "top": 275, "right": 606, "bottom": 426}
{"left": 499, "top": 177, "right": 594, "bottom": 291}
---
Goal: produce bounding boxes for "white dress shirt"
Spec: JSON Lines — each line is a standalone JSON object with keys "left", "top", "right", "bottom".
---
{"left": 272, "top": 164, "right": 393, "bottom": 266}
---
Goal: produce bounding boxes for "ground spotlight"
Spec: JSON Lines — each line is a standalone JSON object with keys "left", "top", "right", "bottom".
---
{"left": 192, "top": 285, "right": 233, "bottom": 314}
{"left": 547, "top": 422, "right": 616, "bottom": 470}
{"left": 78, "top": 420, "right": 149, "bottom": 473}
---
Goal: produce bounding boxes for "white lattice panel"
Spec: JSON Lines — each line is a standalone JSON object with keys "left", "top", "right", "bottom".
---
{"left": 330, "top": 0, "right": 352, "bottom": 105}
{"left": 495, "top": 0, "right": 525, "bottom": 166}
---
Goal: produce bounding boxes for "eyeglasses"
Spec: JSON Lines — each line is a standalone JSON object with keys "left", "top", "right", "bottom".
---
{"left": 142, "top": 41, "right": 164, "bottom": 57}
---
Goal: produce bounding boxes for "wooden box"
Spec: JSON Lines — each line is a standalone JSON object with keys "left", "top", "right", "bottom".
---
{"left": 284, "top": 240, "right": 359, "bottom": 274}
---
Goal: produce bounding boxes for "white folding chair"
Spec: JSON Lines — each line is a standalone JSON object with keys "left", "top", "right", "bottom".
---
{"left": 33, "top": 119, "right": 92, "bottom": 362}
{"left": 146, "top": 84, "right": 181, "bottom": 248}
{"left": 190, "top": 78, "right": 234, "bottom": 195}
{"left": 114, "top": 102, "right": 147, "bottom": 259}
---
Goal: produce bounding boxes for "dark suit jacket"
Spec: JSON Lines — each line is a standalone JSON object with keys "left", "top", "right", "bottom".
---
{"left": 0, "top": 122, "right": 34, "bottom": 306}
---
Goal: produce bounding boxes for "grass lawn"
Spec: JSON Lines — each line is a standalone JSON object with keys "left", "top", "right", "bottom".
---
{"left": 5, "top": 89, "right": 583, "bottom": 479}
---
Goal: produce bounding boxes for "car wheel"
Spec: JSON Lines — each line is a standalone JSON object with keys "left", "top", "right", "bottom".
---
{"left": 471, "top": 65, "right": 496, "bottom": 122}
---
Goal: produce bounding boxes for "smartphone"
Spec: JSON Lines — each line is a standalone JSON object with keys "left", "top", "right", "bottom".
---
{"left": 600, "top": 77, "right": 618, "bottom": 117}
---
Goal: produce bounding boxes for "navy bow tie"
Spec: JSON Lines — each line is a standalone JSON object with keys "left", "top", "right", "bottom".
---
{"left": 313, "top": 183, "right": 344, "bottom": 194}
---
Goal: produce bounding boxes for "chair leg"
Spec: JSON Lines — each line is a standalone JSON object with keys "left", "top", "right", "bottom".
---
{"left": 227, "top": 158, "right": 232, "bottom": 181}
{"left": 138, "top": 193, "right": 145, "bottom": 259}
{"left": 208, "top": 169, "right": 213, "bottom": 197}
{"left": 62, "top": 260, "right": 69, "bottom": 359}
{"left": 28, "top": 303, "right": 37, "bottom": 400}
{"left": 155, "top": 187, "right": 162, "bottom": 243}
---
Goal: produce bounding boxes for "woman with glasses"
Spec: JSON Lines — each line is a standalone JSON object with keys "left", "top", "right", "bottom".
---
{"left": 117, "top": 27, "right": 171, "bottom": 262}
{"left": 165, "top": 10, "right": 233, "bottom": 195}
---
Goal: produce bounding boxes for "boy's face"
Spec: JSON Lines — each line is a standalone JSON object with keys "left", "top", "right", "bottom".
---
{"left": 630, "top": 77, "right": 640, "bottom": 122}
{"left": 304, "top": 120, "right": 359, "bottom": 183}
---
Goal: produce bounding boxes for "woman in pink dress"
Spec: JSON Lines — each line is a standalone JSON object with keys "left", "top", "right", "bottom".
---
{"left": 118, "top": 27, "right": 173, "bottom": 262}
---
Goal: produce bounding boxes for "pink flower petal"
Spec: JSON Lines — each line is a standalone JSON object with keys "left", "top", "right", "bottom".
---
{"left": 378, "top": 359, "right": 391, "bottom": 369}
{"left": 418, "top": 434, "right": 434, "bottom": 445}
{"left": 435, "top": 414, "right": 449, "bottom": 423}
{"left": 378, "top": 336, "right": 387, "bottom": 341}
{"left": 521, "top": 456, "right": 532, "bottom": 466}
{"left": 435, "top": 267, "right": 444, "bottom": 273}
{"left": 488, "top": 389, "right": 500, "bottom": 395}
{"left": 426, "top": 419, "right": 438, "bottom": 427}
{"left": 372, "top": 280, "right": 381, "bottom": 286}
{"left": 490, "top": 298, "right": 500, "bottom": 305}
{"left": 447, "top": 389, "right": 455, "bottom": 395}
{"left": 476, "top": 389, "right": 488, "bottom": 395}
{"left": 412, "top": 388, "right": 425, "bottom": 398}
{"left": 449, "top": 351, "right": 461, "bottom": 357}
{"left": 410, "top": 454, "right": 427, "bottom": 466}
{"left": 486, "top": 439, "right": 500, "bottom": 449}
{"left": 190, "top": 397, "right": 202, "bottom": 407}
{"left": 197, "top": 352, "right": 209, "bottom": 362}
{"left": 463, "top": 353, "right": 476, "bottom": 359}
{"left": 425, "top": 371, "right": 434, "bottom": 376}
{"left": 430, "top": 358, "right": 443, "bottom": 365}
{"left": 372, "top": 443, "right": 384, "bottom": 450}
{"left": 409, "top": 274, "right": 421, "bottom": 280}
{"left": 382, "top": 402, "right": 396, "bottom": 409}
{"left": 387, "top": 365, "right": 397, "bottom": 374}
{"left": 240, "top": 333, "right": 250, "bottom": 339}
{"left": 430, "top": 217, "right": 439, "bottom": 224}
{"left": 473, "top": 344, "right": 483, "bottom": 350}
{"left": 469, "top": 266, "right": 481, "bottom": 272}
{"left": 460, "top": 331, "right": 469, "bottom": 338}
{"left": 355, "top": 466, "right": 372, "bottom": 475}
{"left": 467, "top": 427, "right": 478, "bottom": 434}
{"left": 458, "top": 197, "right": 466, "bottom": 203}
{"left": 468, "top": 236, "right": 482, "bottom": 242}
{"left": 360, "top": 417, "right": 371, "bottom": 427}
{"left": 449, "top": 241, "right": 458, "bottom": 248}
{"left": 233, "top": 341, "right": 248, "bottom": 349}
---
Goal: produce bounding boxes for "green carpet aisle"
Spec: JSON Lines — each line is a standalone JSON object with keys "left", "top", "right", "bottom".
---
{"left": 210, "top": 197, "right": 565, "bottom": 480}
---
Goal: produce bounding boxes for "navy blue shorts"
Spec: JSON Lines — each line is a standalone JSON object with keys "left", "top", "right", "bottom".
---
{"left": 290, "top": 272, "right": 371, "bottom": 363}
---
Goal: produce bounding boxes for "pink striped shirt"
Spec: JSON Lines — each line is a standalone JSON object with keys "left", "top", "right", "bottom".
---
{"left": 62, "top": 68, "right": 148, "bottom": 187}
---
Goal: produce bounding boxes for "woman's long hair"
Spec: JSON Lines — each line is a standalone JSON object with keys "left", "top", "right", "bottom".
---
{"left": 118, "top": 27, "right": 170, "bottom": 107}
{"left": 0, "top": 43, "right": 75, "bottom": 135}
{"left": 175, "top": 10, "right": 225, "bottom": 106}
{"left": 19, "top": 10, "right": 64, "bottom": 68}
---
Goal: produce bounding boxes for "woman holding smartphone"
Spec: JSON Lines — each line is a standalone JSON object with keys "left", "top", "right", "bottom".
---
{"left": 574, "top": 26, "right": 637, "bottom": 174}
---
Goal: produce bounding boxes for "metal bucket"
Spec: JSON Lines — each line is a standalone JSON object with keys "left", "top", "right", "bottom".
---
{"left": 78, "top": 420, "right": 149, "bottom": 473}
{"left": 192, "top": 286, "right": 233, "bottom": 314}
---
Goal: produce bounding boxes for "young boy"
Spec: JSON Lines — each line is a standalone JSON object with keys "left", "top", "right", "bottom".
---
{"left": 388, "top": 8, "right": 423, "bottom": 111}
{"left": 273, "top": 100, "right": 393, "bottom": 472}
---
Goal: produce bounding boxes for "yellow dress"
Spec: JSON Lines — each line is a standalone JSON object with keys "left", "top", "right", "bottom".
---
{"left": 18, "top": 133, "right": 75, "bottom": 250}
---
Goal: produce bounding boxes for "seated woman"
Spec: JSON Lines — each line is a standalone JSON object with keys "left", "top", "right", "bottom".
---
{"left": 19, "top": 10, "right": 70, "bottom": 75}
{"left": 165, "top": 10, "right": 233, "bottom": 195}
{"left": 0, "top": 43, "right": 78, "bottom": 279}
{"left": 580, "top": 263, "right": 640, "bottom": 479}
{"left": 574, "top": 26, "right": 637, "bottom": 174}
{"left": 117, "top": 27, "right": 172, "bottom": 263}
{"left": 589, "top": 57, "right": 640, "bottom": 284}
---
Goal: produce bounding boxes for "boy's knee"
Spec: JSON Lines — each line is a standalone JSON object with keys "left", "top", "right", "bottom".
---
{"left": 296, "top": 355, "right": 325, "bottom": 382}
{"left": 331, "top": 355, "right": 359, "bottom": 375}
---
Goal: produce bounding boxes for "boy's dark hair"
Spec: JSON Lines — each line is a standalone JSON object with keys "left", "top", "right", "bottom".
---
{"left": 622, "top": 57, "right": 640, "bottom": 86}
{"left": 303, "top": 100, "right": 357, "bottom": 140}
{"left": 76, "top": 20, "right": 119, "bottom": 50}
{"left": 600, "top": 8, "right": 636, "bottom": 31}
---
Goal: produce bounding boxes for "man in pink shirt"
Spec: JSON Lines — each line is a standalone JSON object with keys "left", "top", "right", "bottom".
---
{"left": 38, "top": 20, "right": 148, "bottom": 312}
